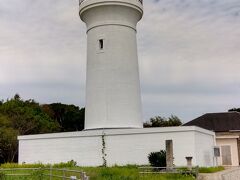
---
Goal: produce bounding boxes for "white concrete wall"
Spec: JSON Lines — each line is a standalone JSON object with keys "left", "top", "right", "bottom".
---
{"left": 18, "top": 126, "right": 215, "bottom": 167}
{"left": 79, "top": 0, "right": 143, "bottom": 130}
{"left": 105, "top": 129, "right": 196, "bottom": 166}
{"left": 216, "top": 136, "right": 239, "bottom": 166}
{"left": 195, "top": 130, "right": 216, "bottom": 167}
{"left": 19, "top": 134, "right": 103, "bottom": 166}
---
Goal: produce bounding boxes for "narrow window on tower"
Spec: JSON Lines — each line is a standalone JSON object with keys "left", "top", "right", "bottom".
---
{"left": 99, "top": 39, "right": 104, "bottom": 50}
{"left": 96, "top": 37, "right": 105, "bottom": 53}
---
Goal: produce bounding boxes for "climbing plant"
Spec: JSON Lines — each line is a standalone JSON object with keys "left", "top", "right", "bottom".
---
{"left": 101, "top": 133, "right": 107, "bottom": 167}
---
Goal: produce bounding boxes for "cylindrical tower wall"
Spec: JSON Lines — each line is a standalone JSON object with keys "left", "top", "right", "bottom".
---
{"left": 80, "top": 0, "right": 143, "bottom": 130}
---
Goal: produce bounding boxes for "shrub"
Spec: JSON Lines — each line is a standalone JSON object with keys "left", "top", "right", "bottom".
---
{"left": 148, "top": 150, "right": 166, "bottom": 167}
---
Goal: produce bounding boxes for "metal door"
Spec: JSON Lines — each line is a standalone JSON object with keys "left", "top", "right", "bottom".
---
{"left": 221, "top": 145, "right": 232, "bottom": 165}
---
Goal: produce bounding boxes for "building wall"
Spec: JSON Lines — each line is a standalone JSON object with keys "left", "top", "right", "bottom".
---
{"left": 195, "top": 131, "right": 216, "bottom": 167}
{"left": 105, "top": 129, "right": 196, "bottom": 166}
{"left": 19, "top": 134, "right": 103, "bottom": 166}
{"left": 18, "top": 126, "right": 215, "bottom": 167}
{"left": 216, "top": 137, "right": 239, "bottom": 166}
{"left": 217, "top": 132, "right": 240, "bottom": 166}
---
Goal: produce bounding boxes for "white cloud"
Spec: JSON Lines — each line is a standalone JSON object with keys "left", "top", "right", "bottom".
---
{"left": 138, "top": 0, "right": 240, "bottom": 121}
{"left": 1, "top": 0, "right": 240, "bottom": 122}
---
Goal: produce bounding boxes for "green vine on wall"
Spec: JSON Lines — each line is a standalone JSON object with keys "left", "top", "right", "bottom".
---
{"left": 101, "top": 132, "right": 107, "bottom": 167}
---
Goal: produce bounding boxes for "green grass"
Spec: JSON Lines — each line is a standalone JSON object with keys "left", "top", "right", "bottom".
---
{"left": 0, "top": 162, "right": 224, "bottom": 180}
{"left": 0, "top": 163, "right": 46, "bottom": 168}
{"left": 198, "top": 166, "right": 224, "bottom": 173}
{"left": 79, "top": 166, "right": 195, "bottom": 180}
{"left": 0, "top": 163, "right": 196, "bottom": 180}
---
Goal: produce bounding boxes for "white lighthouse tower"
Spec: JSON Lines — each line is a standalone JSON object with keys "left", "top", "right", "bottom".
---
{"left": 79, "top": 0, "right": 144, "bottom": 129}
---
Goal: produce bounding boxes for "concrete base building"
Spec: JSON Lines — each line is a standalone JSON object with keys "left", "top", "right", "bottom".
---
{"left": 18, "top": 126, "right": 215, "bottom": 167}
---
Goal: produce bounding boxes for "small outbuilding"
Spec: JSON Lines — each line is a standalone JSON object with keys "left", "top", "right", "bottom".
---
{"left": 184, "top": 112, "right": 240, "bottom": 166}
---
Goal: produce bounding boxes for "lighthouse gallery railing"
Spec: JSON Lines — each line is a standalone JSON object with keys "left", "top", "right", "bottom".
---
{"left": 79, "top": 0, "right": 143, "bottom": 5}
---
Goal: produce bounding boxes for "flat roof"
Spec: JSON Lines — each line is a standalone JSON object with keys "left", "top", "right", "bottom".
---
{"left": 18, "top": 126, "right": 214, "bottom": 140}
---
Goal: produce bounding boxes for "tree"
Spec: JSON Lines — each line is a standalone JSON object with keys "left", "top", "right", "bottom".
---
{"left": 0, "top": 94, "right": 86, "bottom": 163}
{"left": 229, "top": 108, "right": 240, "bottom": 112}
{"left": 0, "top": 127, "right": 18, "bottom": 163}
{"left": 168, "top": 115, "right": 182, "bottom": 126}
{"left": 42, "top": 103, "right": 85, "bottom": 132}
{"left": 144, "top": 115, "right": 182, "bottom": 128}
{"left": 0, "top": 94, "right": 60, "bottom": 163}
{"left": 13, "top": 94, "right": 20, "bottom": 101}
{"left": 0, "top": 115, "right": 18, "bottom": 163}
{"left": 0, "top": 97, "right": 60, "bottom": 135}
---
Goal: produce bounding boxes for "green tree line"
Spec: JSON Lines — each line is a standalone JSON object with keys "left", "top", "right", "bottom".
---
{"left": 0, "top": 94, "right": 84, "bottom": 164}
{"left": 143, "top": 115, "right": 182, "bottom": 127}
{"left": 229, "top": 108, "right": 240, "bottom": 112}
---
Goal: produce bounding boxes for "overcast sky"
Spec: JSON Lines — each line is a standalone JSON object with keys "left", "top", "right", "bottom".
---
{"left": 1, "top": 0, "right": 240, "bottom": 122}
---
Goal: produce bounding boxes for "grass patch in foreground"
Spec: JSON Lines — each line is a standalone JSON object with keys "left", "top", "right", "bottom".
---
{"left": 198, "top": 166, "right": 224, "bottom": 173}
{"left": 72, "top": 166, "right": 195, "bottom": 180}
{"left": 0, "top": 164, "right": 196, "bottom": 180}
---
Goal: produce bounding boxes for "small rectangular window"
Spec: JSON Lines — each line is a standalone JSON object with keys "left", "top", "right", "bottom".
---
{"left": 99, "top": 39, "right": 104, "bottom": 50}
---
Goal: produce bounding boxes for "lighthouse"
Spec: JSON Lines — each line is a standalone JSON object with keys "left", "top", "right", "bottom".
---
{"left": 79, "top": 0, "right": 144, "bottom": 129}
{"left": 18, "top": 0, "right": 216, "bottom": 167}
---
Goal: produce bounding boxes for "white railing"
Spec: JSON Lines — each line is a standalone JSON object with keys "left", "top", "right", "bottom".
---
{"left": 139, "top": 166, "right": 199, "bottom": 178}
{"left": 79, "top": 0, "right": 143, "bottom": 5}
{"left": 0, "top": 167, "right": 89, "bottom": 180}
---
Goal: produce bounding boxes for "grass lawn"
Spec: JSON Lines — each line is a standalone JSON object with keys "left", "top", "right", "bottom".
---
{"left": 75, "top": 166, "right": 196, "bottom": 180}
{"left": 198, "top": 166, "right": 225, "bottom": 173}
{"left": 0, "top": 165, "right": 195, "bottom": 180}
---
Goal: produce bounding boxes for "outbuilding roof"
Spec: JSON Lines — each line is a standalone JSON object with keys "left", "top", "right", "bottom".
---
{"left": 183, "top": 112, "right": 240, "bottom": 132}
